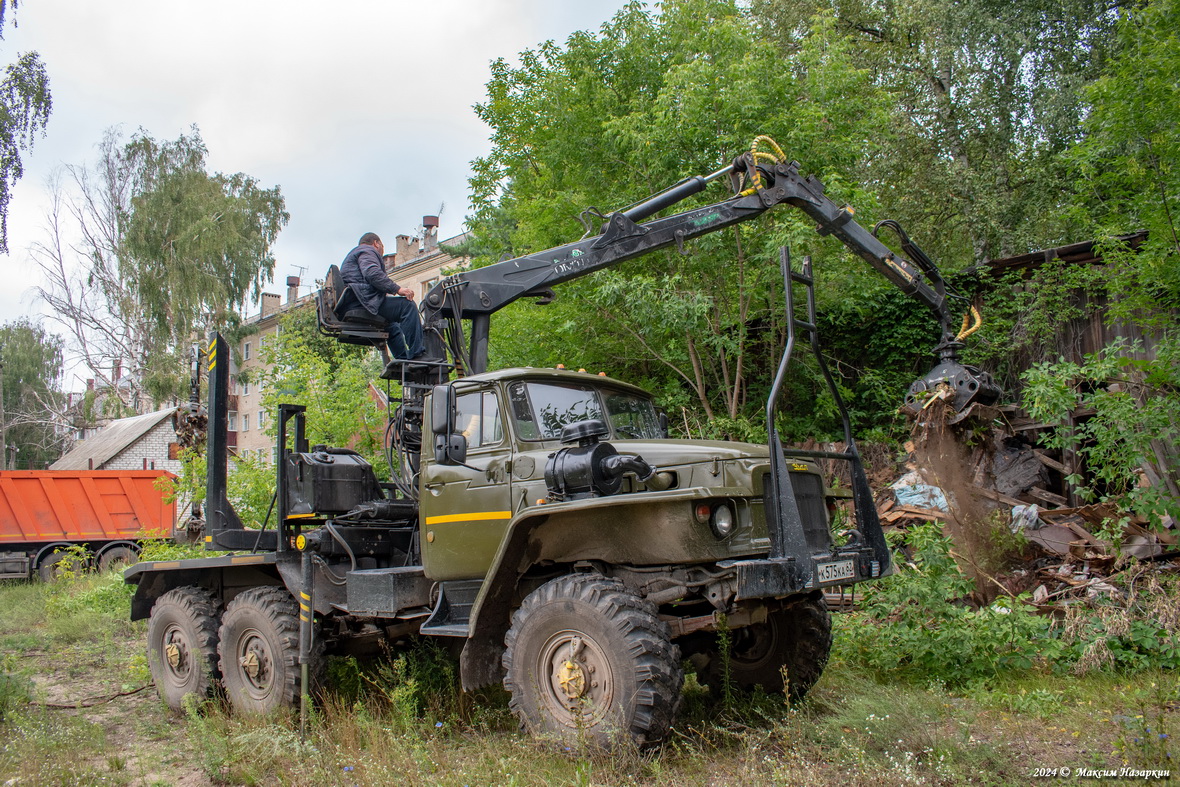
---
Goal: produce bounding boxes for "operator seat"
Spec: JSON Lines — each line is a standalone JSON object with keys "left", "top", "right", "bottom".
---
{"left": 316, "top": 265, "right": 390, "bottom": 349}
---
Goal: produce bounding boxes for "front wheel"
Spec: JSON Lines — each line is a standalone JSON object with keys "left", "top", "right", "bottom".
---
{"left": 704, "top": 594, "right": 832, "bottom": 700}
{"left": 503, "top": 573, "right": 683, "bottom": 748}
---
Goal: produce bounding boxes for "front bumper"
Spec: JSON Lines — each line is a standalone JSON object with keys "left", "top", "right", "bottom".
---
{"left": 728, "top": 545, "right": 887, "bottom": 601}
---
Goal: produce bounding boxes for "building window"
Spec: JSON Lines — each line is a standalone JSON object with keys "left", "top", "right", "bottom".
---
{"left": 243, "top": 414, "right": 250, "bottom": 432}
{"left": 228, "top": 413, "right": 237, "bottom": 431}
{"left": 242, "top": 381, "right": 250, "bottom": 397}
{"left": 243, "top": 341, "right": 251, "bottom": 361}
{"left": 258, "top": 410, "right": 266, "bottom": 429}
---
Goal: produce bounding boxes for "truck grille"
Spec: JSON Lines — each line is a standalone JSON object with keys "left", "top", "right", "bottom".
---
{"left": 792, "top": 472, "right": 831, "bottom": 552}
{"left": 763, "top": 471, "right": 831, "bottom": 554}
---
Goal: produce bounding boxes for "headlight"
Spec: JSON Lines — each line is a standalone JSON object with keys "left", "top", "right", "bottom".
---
{"left": 710, "top": 503, "right": 735, "bottom": 539}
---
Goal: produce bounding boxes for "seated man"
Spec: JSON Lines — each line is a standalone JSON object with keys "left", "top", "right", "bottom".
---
{"left": 339, "top": 232, "right": 425, "bottom": 361}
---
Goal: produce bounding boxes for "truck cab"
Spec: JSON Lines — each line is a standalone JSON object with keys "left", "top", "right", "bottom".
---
{"left": 420, "top": 366, "right": 843, "bottom": 584}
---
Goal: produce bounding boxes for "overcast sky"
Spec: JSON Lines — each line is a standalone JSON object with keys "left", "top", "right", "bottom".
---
{"left": 0, "top": 0, "right": 633, "bottom": 381}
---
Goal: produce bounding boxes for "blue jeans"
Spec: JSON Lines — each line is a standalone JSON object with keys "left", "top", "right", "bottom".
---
{"left": 376, "top": 296, "right": 424, "bottom": 360}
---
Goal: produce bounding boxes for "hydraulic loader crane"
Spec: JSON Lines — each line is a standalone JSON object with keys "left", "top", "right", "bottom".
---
{"left": 129, "top": 137, "right": 1000, "bottom": 749}
{"left": 413, "top": 136, "right": 997, "bottom": 416}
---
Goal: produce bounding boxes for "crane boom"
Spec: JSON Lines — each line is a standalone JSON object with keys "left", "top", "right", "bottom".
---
{"left": 410, "top": 146, "right": 997, "bottom": 416}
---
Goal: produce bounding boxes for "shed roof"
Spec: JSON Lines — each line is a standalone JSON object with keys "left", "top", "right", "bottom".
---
{"left": 51, "top": 408, "right": 176, "bottom": 471}
{"left": 987, "top": 231, "right": 1147, "bottom": 275}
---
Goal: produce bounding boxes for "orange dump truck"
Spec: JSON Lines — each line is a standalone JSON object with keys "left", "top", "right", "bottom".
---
{"left": 0, "top": 470, "right": 177, "bottom": 580}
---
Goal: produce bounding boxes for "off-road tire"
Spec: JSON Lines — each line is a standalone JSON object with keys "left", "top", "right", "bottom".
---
{"left": 147, "top": 586, "right": 222, "bottom": 713}
{"left": 705, "top": 593, "right": 831, "bottom": 700}
{"left": 503, "top": 572, "right": 683, "bottom": 748}
{"left": 218, "top": 586, "right": 322, "bottom": 715}
{"left": 97, "top": 545, "right": 138, "bottom": 573}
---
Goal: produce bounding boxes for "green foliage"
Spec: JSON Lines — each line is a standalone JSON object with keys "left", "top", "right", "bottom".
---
{"left": 348, "top": 640, "right": 466, "bottom": 725}
{"left": 43, "top": 548, "right": 134, "bottom": 620}
{"left": 138, "top": 538, "right": 205, "bottom": 562}
{"left": 156, "top": 446, "right": 206, "bottom": 523}
{"left": 35, "top": 127, "right": 288, "bottom": 408}
{"left": 462, "top": 0, "right": 1133, "bottom": 437}
{"left": 1022, "top": 337, "right": 1180, "bottom": 534}
{"left": 469, "top": 0, "right": 916, "bottom": 432}
{"left": 1071, "top": 0, "right": 1180, "bottom": 331}
{"left": 756, "top": 0, "right": 1114, "bottom": 265}
{"left": 837, "top": 523, "right": 1057, "bottom": 686}
{"left": 840, "top": 523, "right": 1180, "bottom": 687}
{"left": 45, "top": 544, "right": 90, "bottom": 582}
{"left": 971, "top": 259, "right": 1106, "bottom": 387}
{"left": 1111, "top": 679, "right": 1179, "bottom": 768}
{"left": 122, "top": 128, "right": 289, "bottom": 341}
{"left": 0, "top": 654, "right": 29, "bottom": 722}
{"left": 227, "top": 453, "right": 277, "bottom": 529}
{"left": 0, "top": 319, "right": 66, "bottom": 468}
{"left": 0, "top": 1, "right": 50, "bottom": 253}
{"left": 259, "top": 306, "right": 389, "bottom": 474}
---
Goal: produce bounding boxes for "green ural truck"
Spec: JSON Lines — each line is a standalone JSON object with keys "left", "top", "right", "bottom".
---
{"left": 125, "top": 140, "right": 998, "bottom": 746}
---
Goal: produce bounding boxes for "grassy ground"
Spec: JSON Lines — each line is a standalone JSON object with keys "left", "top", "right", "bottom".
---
{"left": 0, "top": 572, "right": 1174, "bottom": 786}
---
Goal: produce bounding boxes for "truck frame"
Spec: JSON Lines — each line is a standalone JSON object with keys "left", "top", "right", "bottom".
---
{"left": 125, "top": 139, "right": 997, "bottom": 746}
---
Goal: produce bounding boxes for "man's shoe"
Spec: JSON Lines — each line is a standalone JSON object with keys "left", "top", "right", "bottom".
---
{"left": 409, "top": 351, "right": 442, "bottom": 366}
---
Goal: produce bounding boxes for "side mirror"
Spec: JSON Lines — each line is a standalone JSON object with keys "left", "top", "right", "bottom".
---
{"left": 431, "top": 384, "right": 456, "bottom": 436}
{"left": 430, "top": 384, "right": 468, "bottom": 465}
{"left": 435, "top": 433, "right": 468, "bottom": 466}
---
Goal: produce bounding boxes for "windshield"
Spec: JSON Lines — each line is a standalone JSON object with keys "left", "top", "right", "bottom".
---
{"left": 507, "top": 381, "right": 662, "bottom": 441}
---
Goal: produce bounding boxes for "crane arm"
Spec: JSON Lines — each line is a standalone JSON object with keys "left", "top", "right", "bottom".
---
{"left": 415, "top": 147, "right": 997, "bottom": 414}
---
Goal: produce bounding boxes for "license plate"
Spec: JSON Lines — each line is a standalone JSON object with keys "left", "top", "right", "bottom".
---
{"left": 816, "top": 560, "right": 856, "bottom": 584}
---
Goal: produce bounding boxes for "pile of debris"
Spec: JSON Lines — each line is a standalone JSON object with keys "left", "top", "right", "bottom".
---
{"left": 799, "top": 404, "right": 1180, "bottom": 611}
{"left": 872, "top": 413, "right": 1179, "bottom": 608}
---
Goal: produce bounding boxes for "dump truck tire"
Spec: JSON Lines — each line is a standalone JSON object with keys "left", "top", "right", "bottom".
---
{"left": 36, "top": 552, "right": 68, "bottom": 582}
{"left": 503, "top": 572, "right": 683, "bottom": 748}
{"left": 705, "top": 593, "right": 831, "bottom": 700}
{"left": 218, "top": 586, "right": 314, "bottom": 715}
{"left": 97, "top": 545, "right": 138, "bottom": 573}
{"left": 147, "top": 586, "right": 222, "bottom": 713}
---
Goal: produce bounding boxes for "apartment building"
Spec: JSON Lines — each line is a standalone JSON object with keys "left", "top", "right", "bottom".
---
{"left": 383, "top": 215, "right": 471, "bottom": 298}
{"left": 230, "top": 276, "right": 310, "bottom": 462}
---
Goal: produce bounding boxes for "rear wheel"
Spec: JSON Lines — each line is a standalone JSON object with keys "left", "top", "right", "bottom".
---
{"left": 218, "top": 586, "right": 305, "bottom": 715}
{"left": 97, "top": 545, "right": 138, "bottom": 573}
{"left": 36, "top": 552, "right": 68, "bottom": 582}
{"left": 147, "top": 586, "right": 222, "bottom": 712}
{"left": 503, "top": 573, "right": 683, "bottom": 748}
{"left": 704, "top": 594, "right": 831, "bottom": 700}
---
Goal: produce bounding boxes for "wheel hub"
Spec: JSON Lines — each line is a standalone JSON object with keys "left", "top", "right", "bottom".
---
{"left": 165, "top": 641, "right": 183, "bottom": 670}
{"left": 557, "top": 659, "right": 586, "bottom": 699}
{"left": 538, "top": 630, "right": 612, "bottom": 725}
{"left": 237, "top": 630, "right": 273, "bottom": 694}
{"left": 163, "top": 625, "right": 190, "bottom": 677}
{"left": 241, "top": 649, "right": 261, "bottom": 680}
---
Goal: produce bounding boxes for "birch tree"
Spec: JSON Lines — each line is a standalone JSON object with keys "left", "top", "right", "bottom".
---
{"left": 34, "top": 127, "right": 288, "bottom": 411}
{"left": 0, "top": 0, "right": 51, "bottom": 253}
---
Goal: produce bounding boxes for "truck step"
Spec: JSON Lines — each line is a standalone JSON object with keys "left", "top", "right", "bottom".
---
{"left": 420, "top": 579, "right": 482, "bottom": 638}
{"left": 417, "top": 623, "right": 469, "bottom": 637}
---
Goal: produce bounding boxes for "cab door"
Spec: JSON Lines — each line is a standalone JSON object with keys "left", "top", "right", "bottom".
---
{"left": 419, "top": 387, "right": 515, "bottom": 580}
